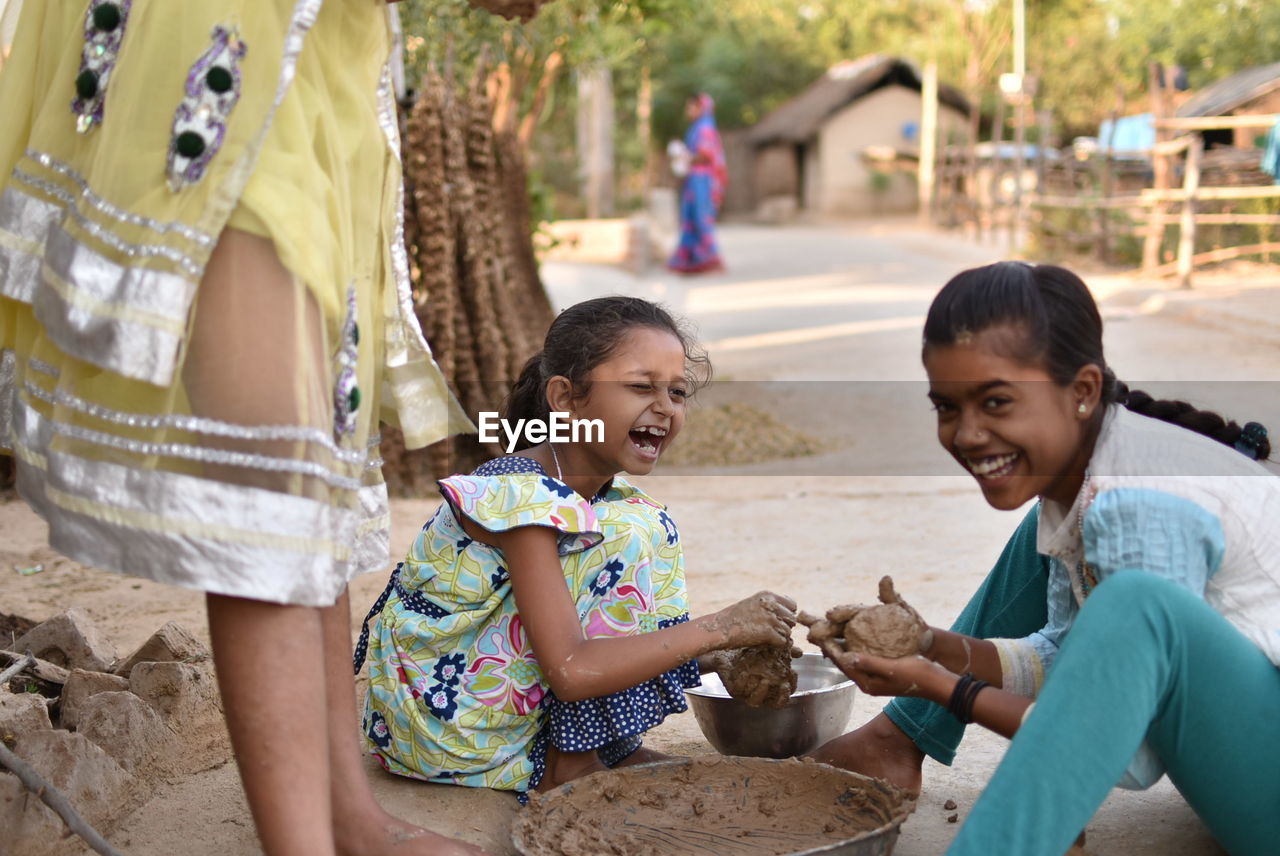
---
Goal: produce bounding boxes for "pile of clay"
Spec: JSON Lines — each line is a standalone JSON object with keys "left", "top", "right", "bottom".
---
{"left": 711, "top": 645, "right": 798, "bottom": 709}
{"left": 512, "top": 756, "right": 912, "bottom": 856}
{"left": 800, "top": 576, "right": 931, "bottom": 659}
{"left": 659, "top": 403, "right": 828, "bottom": 468}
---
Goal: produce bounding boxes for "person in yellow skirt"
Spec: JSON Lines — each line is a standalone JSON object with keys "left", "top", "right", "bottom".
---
{"left": 0, "top": 1, "right": 485, "bottom": 853}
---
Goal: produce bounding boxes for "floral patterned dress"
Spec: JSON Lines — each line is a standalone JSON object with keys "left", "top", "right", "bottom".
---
{"left": 356, "top": 456, "right": 699, "bottom": 795}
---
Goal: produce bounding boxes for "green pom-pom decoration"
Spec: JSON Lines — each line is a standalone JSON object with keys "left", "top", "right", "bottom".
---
{"left": 348, "top": 386, "right": 361, "bottom": 412}
{"left": 206, "top": 66, "right": 233, "bottom": 93}
{"left": 175, "top": 131, "right": 206, "bottom": 159}
{"left": 75, "top": 70, "right": 99, "bottom": 100}
{"left": 92, "top": 3, "right": 122, "bottom": 31}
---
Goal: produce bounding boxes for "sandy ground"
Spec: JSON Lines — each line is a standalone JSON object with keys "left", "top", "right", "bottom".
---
{"left": 6, "top": 220, "right": 1277, "bottom": 855}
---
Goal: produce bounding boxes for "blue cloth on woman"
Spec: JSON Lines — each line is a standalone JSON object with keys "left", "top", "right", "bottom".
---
{"left": 668, "top": 94, "right": 727, "bottom": 273}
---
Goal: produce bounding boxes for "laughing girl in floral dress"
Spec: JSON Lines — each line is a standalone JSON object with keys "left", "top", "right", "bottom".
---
{"left": 356, "top": 297, "right": 796, "bottom": 797}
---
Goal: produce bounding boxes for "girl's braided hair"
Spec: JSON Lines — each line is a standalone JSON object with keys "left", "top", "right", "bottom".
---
{"left": 922, "top": 261, "right": 1270, "bottom": 461}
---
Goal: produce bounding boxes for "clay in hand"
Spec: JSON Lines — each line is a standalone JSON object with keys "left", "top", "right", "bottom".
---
{"left": 799, "top": 576, "right": 932, "bottom": 659}
{"left": 711, "top": 645, "right": 798, "bottom": 709}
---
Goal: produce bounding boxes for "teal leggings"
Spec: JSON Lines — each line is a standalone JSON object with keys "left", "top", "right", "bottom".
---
{"left": 884, "top": 509, "right": 1050, "bottom": 765}
{"left": 885, "top": 512, "right": 1280, "bottom": 856}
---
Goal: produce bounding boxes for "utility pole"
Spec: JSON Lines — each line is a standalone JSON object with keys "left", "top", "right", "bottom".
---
{"left": 1011, "top": 0, "right": 1027, "bottom": 246}
{"left": 918, "top": 61, "right": 939, "bottom": 224}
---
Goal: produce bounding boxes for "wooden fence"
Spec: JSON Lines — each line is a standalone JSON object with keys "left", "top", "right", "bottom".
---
{"left": 932, "top": 112, "right": 1280, "bottom": 288}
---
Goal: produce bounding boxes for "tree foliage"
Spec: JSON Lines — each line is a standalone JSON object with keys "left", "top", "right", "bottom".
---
{"left": 397, "top": 0, "right": 1280, "bottom": 215}
{"left": 645, "top": 0, "right": 1280, "bottom": 141}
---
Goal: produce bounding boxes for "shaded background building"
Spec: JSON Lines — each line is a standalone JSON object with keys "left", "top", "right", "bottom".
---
{"left": 732, "top": 56, "right": 971, "bottom": 220}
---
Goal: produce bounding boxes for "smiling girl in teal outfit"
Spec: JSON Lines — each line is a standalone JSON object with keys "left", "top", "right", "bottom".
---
{"left": 356, "top": 297, "right": 797, "bottom": 798}
{"left": 815, "top": 262, "right": 1280, "bottom": 856}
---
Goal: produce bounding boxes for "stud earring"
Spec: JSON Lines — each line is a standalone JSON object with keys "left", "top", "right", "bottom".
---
{"left": 1077, "top": 403, "right": 1087, "bottom": 414}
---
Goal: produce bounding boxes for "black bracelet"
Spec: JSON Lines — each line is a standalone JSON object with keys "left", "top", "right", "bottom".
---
{"left": 947, "top": 672, "right": 990, "bottom": 724}
{"left": 946, "top": 673, "right": 972, "bottom": 721}
{"left": 963, "top": 677, "right": 989, "bottom": 723}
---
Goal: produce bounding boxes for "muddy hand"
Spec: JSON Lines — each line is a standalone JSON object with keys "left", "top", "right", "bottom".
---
{"left": 798, "top": 609, "right": 841, "bottom": 651}
{"left": 841, "top": 651, "right": 950, "bottom": 699}
{"left": 813, "top": 636, "right": 850, "bottom": 669}
{"left": 715, "top": 591, "right": 797, "bottom": 649}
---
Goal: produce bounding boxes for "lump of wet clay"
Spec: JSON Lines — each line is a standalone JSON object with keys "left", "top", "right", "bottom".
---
{"left": 800, "top": 576, "right": 930, "bottom": 659}
{"left": 712, "top": 645, "right": 798, "bottom": 708}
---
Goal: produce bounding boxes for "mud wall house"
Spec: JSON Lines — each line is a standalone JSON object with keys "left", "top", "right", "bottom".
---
{"left": 747, "top": 56, "right": 970, "bottom": 219}
{"left": 718, "top": 127, "right": 757, "bottom": 217}
{"left": 1176, "top": 62, "right": 1280, "bottom": 149}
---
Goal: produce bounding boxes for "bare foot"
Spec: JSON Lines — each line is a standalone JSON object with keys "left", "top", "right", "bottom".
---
{"left": 535, "top": 745, "right": 608, "bottom": 792}
{"left": 609, "top": 745, "right": 677, "bottom": 768}
{"left": 335, "top": 804, "right": 491, "bottom": 856}
{"left": 806, "top": 713, "right": 925, "bottom": 796}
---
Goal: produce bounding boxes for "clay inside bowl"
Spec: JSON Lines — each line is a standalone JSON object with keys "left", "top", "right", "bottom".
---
{"left": 687, "top": 652, "right": 856, "bottom": 758}
{"left": 511, "top": 756, "right": 913, "bottom": 856}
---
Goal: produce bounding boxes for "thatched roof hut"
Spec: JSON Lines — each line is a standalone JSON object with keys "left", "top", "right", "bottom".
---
{"left": 750, "top": 56, "right": 970, "bottom": 147}
{"left": 745, "top": 56, "right": 971, "bottom": 219}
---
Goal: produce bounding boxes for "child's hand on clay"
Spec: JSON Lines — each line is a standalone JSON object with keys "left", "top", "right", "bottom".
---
{"left": 711, "top": 590, "right": 797, "bottom": 649}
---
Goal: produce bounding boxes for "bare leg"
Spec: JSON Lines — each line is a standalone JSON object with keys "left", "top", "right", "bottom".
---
{"left": 192, "top": 230, "right": 486, "bottom": 854}
{"left": 807, "top": 713, "right": 925, "bottom": 796}
{"left": 208, "top": 594, "right": 335, "bottom": 856}
{"left": 536, "top": 746, "right": 608, "bottom": 792}
{"left": 324, "top": 589, "right": 489, "bottom": 856}
{"left": 190, "top": 231, "right": 341, "bottom": 854}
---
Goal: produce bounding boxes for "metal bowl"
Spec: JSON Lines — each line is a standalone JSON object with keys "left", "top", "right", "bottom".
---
{"left": 686, "top": 652, "right": 856, "bottom": 758}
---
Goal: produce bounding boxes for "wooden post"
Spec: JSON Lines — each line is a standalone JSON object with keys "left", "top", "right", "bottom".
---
{"left": 1035, "top": 109, "right": 1051, "bottom": 191}
{"left": 1176, "top": 136, "right": 1203, "bottom": 289}
{"left": 1097, "top": 90, "right": 1123, "bottom": 263}
{"left": 964, "top": 66, "right": 981, "bottom": 238}
{"left": 984, "top": 97, "right": 1006, "bottom": 243}
{"left": 576, "top": 65, "right": 615, "bottom": 219}
{"left": 1013, "top": 96, "right": 1027, "bottom": 248}
{"left": 637, "top": 60, "right": 652, "bottom": 193}
{"left": 1033, "top": 109, "right": 1051, "bottom": 252}
{"left": 918, "top": 60, "right": 939, "bottom": 224}
{"left": 1142, "top": 63, "right": 1169, "bottom": 270}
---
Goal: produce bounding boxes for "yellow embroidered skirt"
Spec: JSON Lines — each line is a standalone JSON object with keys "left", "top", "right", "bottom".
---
{"left": 0, "top": 0, "right": 469, "bottom": 605}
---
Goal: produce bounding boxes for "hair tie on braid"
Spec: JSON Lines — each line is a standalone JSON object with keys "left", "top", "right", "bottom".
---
{"left": 1111, "top": 376, "right": 1129, "bottom": 406}
{"left": 1235, "top": 422, "right": 1269, "bottom": 461}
